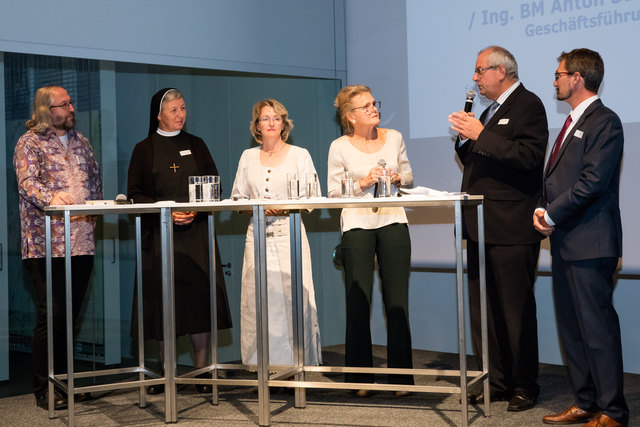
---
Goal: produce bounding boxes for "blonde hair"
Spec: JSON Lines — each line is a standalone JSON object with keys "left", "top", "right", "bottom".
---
{"left": 334, "top": 84, "right": 371, "bottom": 136}
{"left": 25, "top": 85, "right": 60, "bottom": 134}
{"left": 249, "top": 99, "right": 294, "bottom": 143}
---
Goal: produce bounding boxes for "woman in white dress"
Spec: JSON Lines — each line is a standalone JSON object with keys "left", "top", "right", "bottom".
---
{"left": 231, "top": 99, "right": 322, "bottom": 367}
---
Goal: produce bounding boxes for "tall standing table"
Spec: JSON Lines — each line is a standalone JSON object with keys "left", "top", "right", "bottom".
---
{"left": 45, "top": 195, "right": 487, "bottom": 427}
{"left": 44, "top": 203, "right": 181, "bottom": 426}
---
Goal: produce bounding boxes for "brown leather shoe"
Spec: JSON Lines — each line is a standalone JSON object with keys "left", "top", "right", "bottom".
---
{"left": 583, "top": 413, "right": 627, "bottom": 427}
{"left": 542, "top": 405, "right": 598, "bottom": 424}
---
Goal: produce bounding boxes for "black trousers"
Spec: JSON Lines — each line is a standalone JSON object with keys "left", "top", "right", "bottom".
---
{"left": 23, "top": 256, "right": 94, "bottom": 397}
{"left": 341, "top": 223, "right": 413, "bottom": 385}
{"left": 467, "top": 240, "right": 540, "bottom": 396}
{"left": 552, "top": 256, "right": 628, "bottom": 424}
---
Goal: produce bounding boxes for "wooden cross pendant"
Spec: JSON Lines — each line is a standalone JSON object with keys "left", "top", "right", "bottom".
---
{"left": 169, "top": 163, "right": 180, "bottom": 173}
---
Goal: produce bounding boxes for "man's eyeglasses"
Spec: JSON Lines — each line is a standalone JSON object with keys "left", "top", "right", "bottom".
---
{"left": 260, "top": 116, "right": 283, "bottom": 124}
{"left": 554, "top": 71, "right": 574, "bottom": 80}
{"left": 350, "top": 100, "right": 381, "bottom": 113}
{"left": 50, "top": 101, "right": 74, "bottom": 110}
{"left": 474, "top": 65, "right": 498, "bottom": 76}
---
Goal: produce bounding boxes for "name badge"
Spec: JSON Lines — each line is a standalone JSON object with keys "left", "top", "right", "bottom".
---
{"left": 498, "top": 118, "right": 509, "bottom": 125}
{"left": 574, "top": 130, "right": 583, "bottom": 139}
{"left": 179, "top": 150, "right": 192, "bottom": 156}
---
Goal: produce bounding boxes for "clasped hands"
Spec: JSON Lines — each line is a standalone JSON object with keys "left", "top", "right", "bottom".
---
{"left": 448, "top": 111, "right": 483, "bottom": 141}
{"left": 533, "top": 209, "right": 554, "bottom": 236}
{"left": 360, "top": 166, "right": 401, "bottom": 190}
{"left": 50, "top": 191, "right": 75, "bottom": 206}
{"left": 173, "top": 211, "right": 196, "bottom": 225}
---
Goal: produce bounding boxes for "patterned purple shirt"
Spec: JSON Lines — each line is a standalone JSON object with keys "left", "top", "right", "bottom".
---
{"left": 14, "top": 128, "right": 102, "bottom": 259}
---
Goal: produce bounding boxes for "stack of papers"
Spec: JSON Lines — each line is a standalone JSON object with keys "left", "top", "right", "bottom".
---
{"left": 398, "top": 186, "right": 465, "bottom": 197}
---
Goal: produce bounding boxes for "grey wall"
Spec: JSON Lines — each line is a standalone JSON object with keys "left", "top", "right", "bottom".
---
{"left": 0, "top": 0, "right": 346, "bottom": 80}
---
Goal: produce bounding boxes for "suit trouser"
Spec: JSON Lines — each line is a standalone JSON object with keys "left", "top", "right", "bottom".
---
{"left": 23, "top": 256, "right": 94, "bottom": 397}
{"left": 467, "top": 240, "right": 540, "bottom": 396}
{"left": 341, "top": 223, "right": 413, "bottom": 385}
{"left": 552, "top": 256, "right": 628, "bottom": 424}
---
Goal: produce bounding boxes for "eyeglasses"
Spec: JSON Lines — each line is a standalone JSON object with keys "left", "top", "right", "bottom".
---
{"left": 554, "top": 71, "right": 574, "bottom": 80}
{"left": 350, "top": 100, "right": 381, "bottom": 113}
{"left": 259, "top": 116, "right": 283, "bottom": 124}
{"left": 50, "top": 101, "right": 74, "bottom": 110}
{"left": 474, "top": 65, "right": 498, "bottom": 76}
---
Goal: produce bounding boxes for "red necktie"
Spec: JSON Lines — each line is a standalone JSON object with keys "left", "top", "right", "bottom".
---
{"left": 547, "top": 115, "right": 572, "bottom": 170}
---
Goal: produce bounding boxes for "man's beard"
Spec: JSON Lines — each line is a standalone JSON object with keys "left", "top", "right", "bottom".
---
{"left": 555, "top": 87, "right": 571, "bottom": 102}
{"left": 52, "top": 113, "right": 76, "bottom": 131}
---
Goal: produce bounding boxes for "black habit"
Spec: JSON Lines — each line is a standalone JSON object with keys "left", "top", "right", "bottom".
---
{"left": 127, "top": 130, "right": 232, "bottom": 340}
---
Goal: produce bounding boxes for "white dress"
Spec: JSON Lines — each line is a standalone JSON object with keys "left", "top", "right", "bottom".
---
{"left": 231, "top": 145, "right": 322, "bottom": 366}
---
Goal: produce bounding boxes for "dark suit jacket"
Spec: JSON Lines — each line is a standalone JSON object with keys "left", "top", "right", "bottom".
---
{"left": 543, "top": 99, "right": 623, "bottom": 261}
{"left": 456, "top": 83, "right": 548, "bottom": 245}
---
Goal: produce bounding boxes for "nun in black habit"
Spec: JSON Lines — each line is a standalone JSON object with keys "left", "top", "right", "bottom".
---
{"left": 127, "top": 88, "right": 232, "bottom": 392}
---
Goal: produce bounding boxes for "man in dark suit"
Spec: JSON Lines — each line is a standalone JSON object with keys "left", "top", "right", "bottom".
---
{"left": 448, "top": 46, "right": 548, "bottom": 411}
{"left": 535, "top": 48, "right": 628, "bottom": 427}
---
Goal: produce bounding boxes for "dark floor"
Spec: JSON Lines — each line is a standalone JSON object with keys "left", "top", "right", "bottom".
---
{"left": 0, "top": 345, "right": 638, "bottom": 426}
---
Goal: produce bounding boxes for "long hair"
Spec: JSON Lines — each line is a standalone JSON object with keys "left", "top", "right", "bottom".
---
{"left": 25, "top": 85, "right": 59, "bottom": 134}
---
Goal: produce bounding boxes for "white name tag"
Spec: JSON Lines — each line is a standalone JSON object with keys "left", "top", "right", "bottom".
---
{"left": 498, "top": 118, "right": 509, "bottom": 125}
{"left": 574, "top": 130, "right": 583, "bottom": 139}
{"left": 179, "top": 150, "right": 192, "bottom": 156}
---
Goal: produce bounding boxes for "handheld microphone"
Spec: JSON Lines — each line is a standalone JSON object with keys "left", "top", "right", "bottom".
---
{"left": 464, "top": 89, "right": 476, "bottom": 113}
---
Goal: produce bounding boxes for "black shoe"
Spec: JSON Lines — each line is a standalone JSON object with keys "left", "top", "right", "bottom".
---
{"left": 195, "top": 373, "right": 212, "bottom": 393}
{"left": 195, "top": 383, "right": 212, "bottom": 393}
{"left": 75, "top": 392, "right": 92, "bottom": 402}
{"left": 469, "top": 389, "right": 511, "bottom": 404}
{"left": 36, "top": 390, "right": 67, "bottom": 410}
{"left": 147, "top": 384, "right": 165, "bottom": 395}
{"left": 507, "top": 391, "right": 536, "bottom": 412}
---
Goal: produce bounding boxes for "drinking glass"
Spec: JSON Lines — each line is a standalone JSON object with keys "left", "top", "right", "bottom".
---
{"left": 287, "top": 173, "right": 299, "bottom": 199}
{"left": 188, "top": 176, "right": 202, "bottom": 202}
{"left": 305, "top": 173, "right": 318, "bottom": 198}
{"left": 341, "top": 171, "right": 354, "bottom": 198}
{"left": 202, "top": 175, "right": 220, "bottom": 202}
{"left": 377, "top": 170, "right": 391, "bottom": 197}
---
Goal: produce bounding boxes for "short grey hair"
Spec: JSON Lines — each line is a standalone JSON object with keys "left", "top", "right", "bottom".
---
{"left": 483, "top": 46, "right": 519, "bottom": 79}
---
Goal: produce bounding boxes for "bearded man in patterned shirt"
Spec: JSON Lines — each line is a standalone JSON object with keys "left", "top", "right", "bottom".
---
{"left": 13, "top": 85, "right": 102, "bottom": 410}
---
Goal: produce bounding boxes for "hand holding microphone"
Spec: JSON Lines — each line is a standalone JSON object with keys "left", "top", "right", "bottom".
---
{"left": 464, "top": 89, "right": 476, "bottom": 113}
{"left": 449, "top": 89, "right": 484, "bottom": 140}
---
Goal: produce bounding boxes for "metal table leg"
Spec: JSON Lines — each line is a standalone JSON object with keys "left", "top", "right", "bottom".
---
{"left": 45, "top": 215, "right": 55, "bottom": 419}
{"left": 253, "top": 205, "right": 270, "bottom": 426}
{"left": 135, "top": 216, "right": 147, "bottom": 408}
{"left": 63, "top": 210, "right": 76, "bottom": 427}
{"left": 207, "top": 211, "right": 220, "bottom": 404}
{"left": 477, "top": 203, "right": 490, "bottom": 416}
{"left": 160, "top": 207, "right": 177, "bottom": 422}
{"left": 289, "top": 211, "right": 305, "bottom": 408}
{"left": 454, "top": 201, "right": 468, "bottom": 426}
